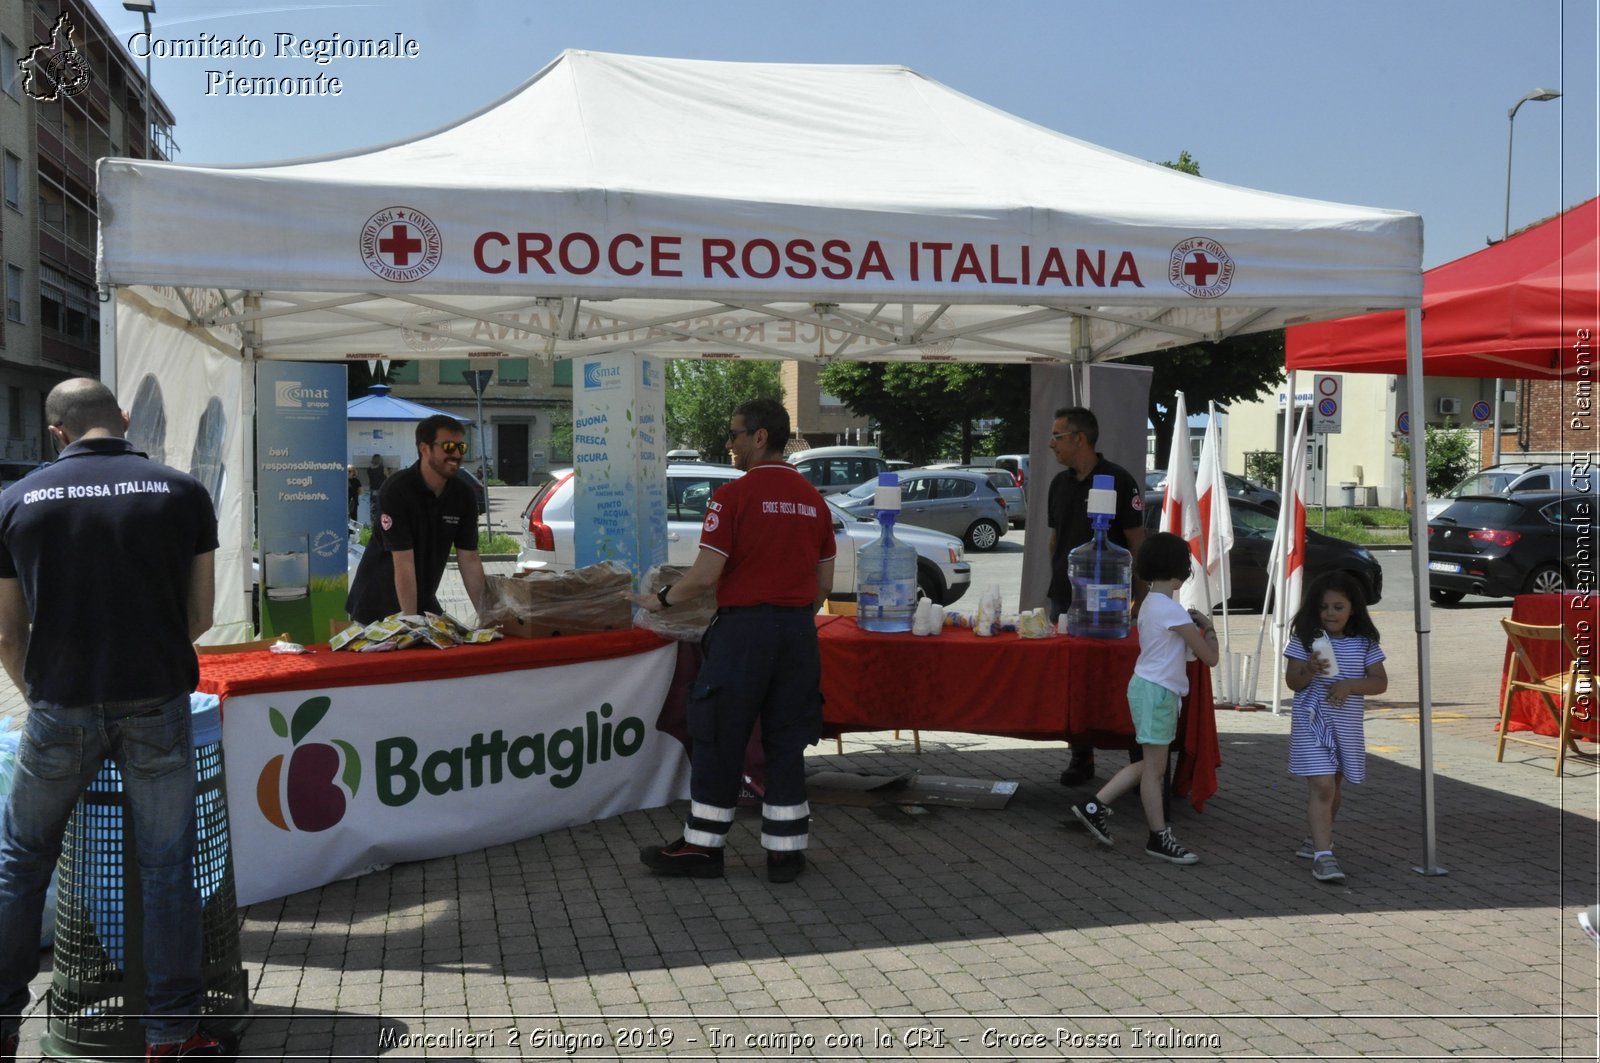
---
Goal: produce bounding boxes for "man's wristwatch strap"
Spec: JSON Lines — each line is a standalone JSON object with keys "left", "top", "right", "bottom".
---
{"left": 657, "top": 585, "right": 672, "bottom": 609}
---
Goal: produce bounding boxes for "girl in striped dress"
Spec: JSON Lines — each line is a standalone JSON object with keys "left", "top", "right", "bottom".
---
{"left": 1284, "top": 572, "right": 1387, "bottom": 883}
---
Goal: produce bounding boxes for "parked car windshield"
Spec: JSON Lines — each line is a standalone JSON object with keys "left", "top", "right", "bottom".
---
{"left": 1444, "top": 470, "right": 1521, "bottom": 499}
{"left": 1435, "top": 498, "right": 1528, "bottom": 526}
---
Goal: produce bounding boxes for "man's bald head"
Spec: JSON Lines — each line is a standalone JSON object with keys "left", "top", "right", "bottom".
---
{"left": 46, "top": 379, "right": 125, "bottom": 440}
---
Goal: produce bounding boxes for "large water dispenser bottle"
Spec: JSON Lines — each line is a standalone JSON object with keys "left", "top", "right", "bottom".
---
{"left": 856, "top": 472, "right": 918, "bottom": 633}
{"left": 1066, "top": 474, "right": 1132, "bottom": 639}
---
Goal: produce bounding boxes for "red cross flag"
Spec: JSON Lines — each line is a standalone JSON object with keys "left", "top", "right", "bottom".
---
{"left": 1186, "top": 408, "right": 1234, "bottom": 614}
{"left": 1159, "top": 392, "right": 1205, "bottom": 603}
{"left": 1278, "top": 407, "right": 1311, "bottom": 615}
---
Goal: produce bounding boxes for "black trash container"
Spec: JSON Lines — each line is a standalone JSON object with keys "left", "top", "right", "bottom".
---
{"left": 40, "top": 697, "right": 249, "bottom": 1061}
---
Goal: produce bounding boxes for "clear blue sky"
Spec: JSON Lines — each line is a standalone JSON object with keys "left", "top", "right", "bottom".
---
{"left": 85, "top": 0, "right": 1596, "bottom": 269}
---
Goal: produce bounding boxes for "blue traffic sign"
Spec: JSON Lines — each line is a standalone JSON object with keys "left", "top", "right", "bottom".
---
{"left": 1397, "top": 410, "right": 1411, "bottom": 435}
{"left": 1472, "top": 400, "right": 1492, "bottom": 422}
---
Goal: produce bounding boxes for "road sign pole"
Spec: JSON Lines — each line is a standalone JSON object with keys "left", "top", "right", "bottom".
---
{"left": 463, "top": 369, "right": 494, "bottom": 534}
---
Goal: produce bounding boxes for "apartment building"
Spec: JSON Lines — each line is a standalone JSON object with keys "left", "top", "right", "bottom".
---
{"left": 0, "top": 0, "right": 172, "bottom": 460}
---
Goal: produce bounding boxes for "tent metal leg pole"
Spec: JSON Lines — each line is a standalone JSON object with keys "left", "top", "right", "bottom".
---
{"left": 1404, "top": 307, "right": 1446, "bottom": 876}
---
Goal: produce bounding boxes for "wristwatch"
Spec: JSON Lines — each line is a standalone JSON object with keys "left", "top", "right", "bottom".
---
{"left": 656, "top": 585, "right": 672, "bottom": 609}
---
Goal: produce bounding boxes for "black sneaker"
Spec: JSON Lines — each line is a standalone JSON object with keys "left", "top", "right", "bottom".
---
{"left": 2, "top": 1030, "right": 17, "bottom": 1063}
{"left": 145, "top": 1029, "right": 230, "bottom": 1059}
{"left": 1070, "top": 800, "right": 1113, "bottom": 845}
{"left": 639, "top": 837, "right": 724, "bottom": 878}
{"left": 767, "top": 851, "right": 807, "bottom": 884}
{"left": 1058, "top": 754, "right": 1096, "bottom": 787}
{"left": 1145, "top": 828, "right": 1199, "bottom": 865}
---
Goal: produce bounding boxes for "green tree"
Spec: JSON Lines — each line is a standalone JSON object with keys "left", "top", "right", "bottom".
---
{"left": 1133, "top": 330, "right": 1287, "bottom": 462}
{"left": 665, "top": 360, "right": 783, "bottom": 460}
{"left": 815, "top": 362, "right": 1030, "bottom": 464}
{"left": 1399, "top": 424, "right": 1476, "bottom": 497}
{"left": 346, "top": 360, "right": 411, "bottom": 398}
{"left": 1135, "top": 150, "right": 1286, "bottom": 462}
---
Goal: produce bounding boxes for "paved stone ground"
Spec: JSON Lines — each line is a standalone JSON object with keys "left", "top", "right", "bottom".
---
{"left": 6, "top": 584, "right": 1599, "bottom": 1060}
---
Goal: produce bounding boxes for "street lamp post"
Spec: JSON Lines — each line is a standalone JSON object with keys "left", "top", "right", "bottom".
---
{"left": 1494, "top": 87, "right": 1561, "bottom": 464}
{"left": 463, "top": 369, "right": 494, "bottom": 533}
{"left": 121, "top": 0, "right": 155, "bottom": 159}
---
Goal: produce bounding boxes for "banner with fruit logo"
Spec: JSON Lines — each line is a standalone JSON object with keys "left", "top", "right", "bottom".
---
{"left": 222, "top": 643, "right": 686, "bottom": 905}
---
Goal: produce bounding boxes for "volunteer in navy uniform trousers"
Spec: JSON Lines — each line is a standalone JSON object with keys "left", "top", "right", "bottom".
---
{"left": 346, "top": 415, "right": 485, "bottom": 624}
{"left": 0, "top": 379, "right": 227, "bottom": 1061}
{"left": 1046, "top": 406, "right": 1146, "bottom": 788}
{"left": 629, "top": 398, "right": 835, "bottom": 884}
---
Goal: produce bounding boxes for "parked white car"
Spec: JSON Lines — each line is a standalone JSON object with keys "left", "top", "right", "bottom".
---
{"left": 518, "top": 465, "right": 972, "bottom": 605}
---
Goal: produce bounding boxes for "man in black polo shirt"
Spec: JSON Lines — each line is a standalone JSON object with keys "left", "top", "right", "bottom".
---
{"left": 1046, "top": 406, "right": 1146, "bottom": 788}
{"left": 0, "top": 378, "right": 224, "bottom": 1060}
{"left": 346, "top": 414, "right": 484, "bottom": 623}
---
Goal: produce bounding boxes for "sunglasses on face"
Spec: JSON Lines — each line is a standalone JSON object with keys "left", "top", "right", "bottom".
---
{"left": 1050, "top": 431, "right": 1077, "bottom": 442}
{"left": 726, "top": 427, "right": 753, "bottom": 442}
{"left": 434, "top": 440, "right": 468, "bottom": 455}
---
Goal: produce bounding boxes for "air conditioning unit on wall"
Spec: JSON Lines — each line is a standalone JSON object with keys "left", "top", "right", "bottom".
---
{"left": 1437, "top": 397, "right": 1462, "bottom": 416}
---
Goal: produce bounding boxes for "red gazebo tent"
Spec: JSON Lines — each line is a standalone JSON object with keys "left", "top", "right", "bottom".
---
{"left": 1287, "top": 195, "right": 1597, "bottom": 379}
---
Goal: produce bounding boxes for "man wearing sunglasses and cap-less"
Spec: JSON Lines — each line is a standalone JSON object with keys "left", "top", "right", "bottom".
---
{"left": 629, "top": 398, "right": 835, "bottom": 884}
{"left": 346, "top": 414, "right": 485, "bottom": 624}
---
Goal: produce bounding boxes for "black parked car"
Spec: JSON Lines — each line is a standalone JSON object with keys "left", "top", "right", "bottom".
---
{"left": 1141, "top": 492, "right": 1382, "bottom": 609}
{"left": 1426, "top": 490, "right": 1589, "bottom": 604}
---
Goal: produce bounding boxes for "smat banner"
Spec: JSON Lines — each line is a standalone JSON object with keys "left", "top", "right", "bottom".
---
{"left": 222, "top": 644, "right": 686, "bottom": 905}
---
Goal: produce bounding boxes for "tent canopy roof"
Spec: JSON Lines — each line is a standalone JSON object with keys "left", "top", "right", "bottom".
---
{"left": 98, "top": 50, "right": 1421, "bottom": 364}
{"left": 1286, "top": 196, "right": 1597, "bottom": 380}
{"left": 346, "top": 383, "right": 472, "bottom": 423}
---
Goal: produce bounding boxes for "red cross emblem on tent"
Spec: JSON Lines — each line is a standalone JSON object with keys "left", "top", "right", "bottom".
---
{"left": 360, "top": 206, "right": 443, "bottom": 283}
{"left": 1169, "top": 237, "right": 1235, "bottom": 299}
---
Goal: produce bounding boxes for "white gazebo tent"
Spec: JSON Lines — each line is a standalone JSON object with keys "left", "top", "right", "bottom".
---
{"left": 96, "top": 51, "right": 1439, "bottom": 866}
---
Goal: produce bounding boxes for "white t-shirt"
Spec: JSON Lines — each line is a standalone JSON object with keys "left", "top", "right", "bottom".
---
{"left": 1134, "top": 592, "right": 1195, "bottom": 696}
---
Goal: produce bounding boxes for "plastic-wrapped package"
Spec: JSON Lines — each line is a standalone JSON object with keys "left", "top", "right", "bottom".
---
{"left": 972, "top": 584, "right": 1004, "bottom": 637}
{"left": 479, "top": 561, "right": 635, "bottom": 638}
{"left": 632, "top": 564, "right": 717, "bottom": 642}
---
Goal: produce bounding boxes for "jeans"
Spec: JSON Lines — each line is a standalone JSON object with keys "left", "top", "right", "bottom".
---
{"left": 0, "top": 692, "right": 202, "bottom": 1046}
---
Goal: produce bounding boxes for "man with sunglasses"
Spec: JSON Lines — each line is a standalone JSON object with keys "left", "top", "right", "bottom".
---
{"left": 630, "top": 399, "right": 834, "bottom": 884}
{"left": 1046, "top": 406, "right": 1146, "bottom": 787}
{"left": 346, "top": 415, "right": 485, "bottom": 624}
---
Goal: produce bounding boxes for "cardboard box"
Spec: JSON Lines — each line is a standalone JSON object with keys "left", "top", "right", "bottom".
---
{"left": 485, "top": 563, "right": 633, "bottom": 638}
{"left": 821, "top": 599, "right": 858, "bottom": 617}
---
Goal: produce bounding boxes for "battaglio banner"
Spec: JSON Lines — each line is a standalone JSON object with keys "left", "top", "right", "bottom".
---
{"left": 222, "top": 644, "right": 687, "bottom": 905}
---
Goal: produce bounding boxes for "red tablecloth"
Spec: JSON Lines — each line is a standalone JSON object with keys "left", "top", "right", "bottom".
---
{"left": 198, "top": 628, "right": 671, "bottom": 701}
{"left": 1501, "top": 593, "right": 1600, "bottom": 739}
{"left": 816, "top": 616, "right": 1219, "bottom": 811}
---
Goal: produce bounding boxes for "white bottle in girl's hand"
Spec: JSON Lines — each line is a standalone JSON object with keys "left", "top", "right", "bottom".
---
{"left": 1309, "top": 630, "right": 1338, "bottom": 677}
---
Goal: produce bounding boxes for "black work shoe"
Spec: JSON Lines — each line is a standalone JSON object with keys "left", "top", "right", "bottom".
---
{"left": 767, "top": 851, "right": 807, "bottom": 884}
{"left": 1058, "top": 754, "right": 1096, "bottom": 787}
{"left": 640, "top": 837, "right": 724, "bottom": 878}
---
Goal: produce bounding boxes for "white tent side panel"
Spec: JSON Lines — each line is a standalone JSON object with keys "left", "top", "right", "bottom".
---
{"left": 113, "top": 287, "right": 252, "bottom": 643}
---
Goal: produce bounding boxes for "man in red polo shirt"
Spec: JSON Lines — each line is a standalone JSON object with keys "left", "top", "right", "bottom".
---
{"left": 630, "top": 398, "right": 835, "bottom": 883}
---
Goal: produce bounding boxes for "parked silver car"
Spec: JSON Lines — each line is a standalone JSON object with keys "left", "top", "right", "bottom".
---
{"left": 924, "top": 465, "right": 1025, "bottom": 526}
{"left": 1424, "top": 462, "right": 1580, "bottom": 521}
{"left": 838, "top": 468, "right": 1009, "bottom": 550}
{"left": 517, "top": 465, "right": 972, "bottom": 605}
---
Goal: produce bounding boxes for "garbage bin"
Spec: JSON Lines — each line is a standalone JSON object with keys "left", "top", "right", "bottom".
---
{"left": 1339, "top": 481, "right": 1358, "bottom": 507}
{"left": 40, "top": 695, "right": 250, "bottom": 1061}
